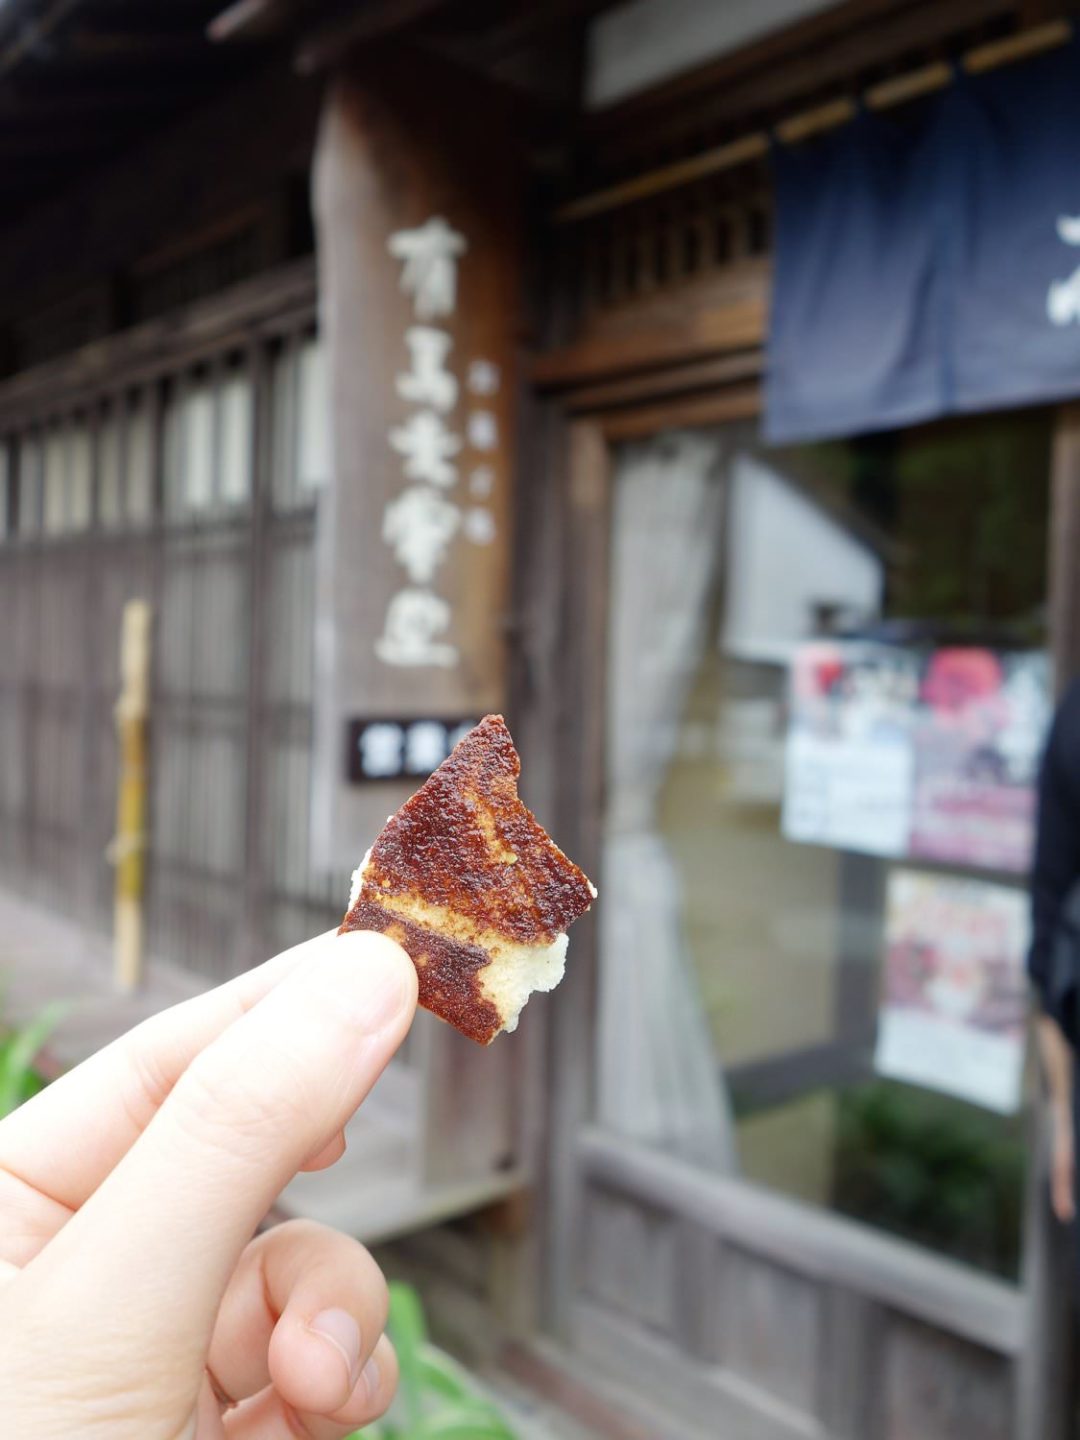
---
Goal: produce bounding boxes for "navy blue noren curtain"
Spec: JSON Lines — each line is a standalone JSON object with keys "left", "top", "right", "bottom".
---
{"left": 766, "top": 40, "right": 1080, "bottom": 445}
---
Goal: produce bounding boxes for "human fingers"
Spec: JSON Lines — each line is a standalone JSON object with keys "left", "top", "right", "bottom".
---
{"left": 0, "top": 929, "right": 339, "bottom": 1219}
{"left": 301, "top": 1130, "right": 347, "bottom": 1173}
{"left": 207, "top": 1219, "right": 388, "bottom": 1413}
{"left": 10, "top": 931, "right": 415, "bottom": 1391}
{"left": 1053, "top": 1148, "right": 1075, "bottom": 1223}
{"left": 224, "top": 1333, "right": 398, "bottom": 1440}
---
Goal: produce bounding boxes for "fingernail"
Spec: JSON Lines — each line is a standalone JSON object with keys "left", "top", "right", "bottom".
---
{"left": 309, "top": 1308, "right": 361, "bottom": 1388}
{"left": 359, "top": 1355, "right": 380, "bottom": 1401}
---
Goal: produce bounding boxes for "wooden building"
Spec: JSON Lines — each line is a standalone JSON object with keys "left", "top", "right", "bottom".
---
{"left": 1, "top": 2, "right": 1079, "bottom": 1437}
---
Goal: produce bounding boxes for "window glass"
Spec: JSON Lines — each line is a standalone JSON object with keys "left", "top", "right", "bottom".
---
{"left": 68, "top": 420, "right": 93, "bottom": 532}
{"left": 297, "top": 337, "right": 331, "bottom": 494}
{"left": 219, "top": 368, "right": 253, "bottom": 506}
{"left": 18, "top": 436, "right": 41, "bottom": 536}
{"left": 0, "top": 443, "right": 9, "bottom": 541}
{"left": 125, "top": 392, "right": 155, "bottom": 527}
{"left": 599, "top": 413, "right": 1050, "bottom": 1280}
{"left": 97, "top": 405, "right": 123, "bottom": 530}
{"left": 42, "top": 425, "right": 68, "bottom": 535}
{"left": 271, "top": 334, "right": 328, "bottom": 510}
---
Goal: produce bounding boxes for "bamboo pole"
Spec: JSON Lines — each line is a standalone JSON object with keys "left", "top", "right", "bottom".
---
{"left": 112, "top": 599, "right": 152, "bottom": 993}
{"left": 553, "top": 20, "right": 1073, "bottom": 224}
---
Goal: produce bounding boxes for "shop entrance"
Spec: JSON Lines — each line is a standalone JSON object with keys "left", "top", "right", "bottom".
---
{"left": 528, "top": 360, "right": 1077, "bottom": 1438}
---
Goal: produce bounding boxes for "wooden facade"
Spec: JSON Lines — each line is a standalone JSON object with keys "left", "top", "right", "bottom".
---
{"left": 2, "top": 2, "right": 1079, "bottom": 1437}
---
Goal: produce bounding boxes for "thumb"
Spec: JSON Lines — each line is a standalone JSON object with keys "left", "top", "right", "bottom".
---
{"left": 15, "top": 930, "right": 416, "bottom": 1369}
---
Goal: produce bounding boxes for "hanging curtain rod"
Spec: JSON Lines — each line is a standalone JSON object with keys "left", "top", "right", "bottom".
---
{"left": 553, "top": 18, "right": 1072, "bottom": 225}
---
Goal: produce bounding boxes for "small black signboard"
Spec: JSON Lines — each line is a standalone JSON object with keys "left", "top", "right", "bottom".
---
{"left": 346, "top": 717, "right": 479, "bottom": 783}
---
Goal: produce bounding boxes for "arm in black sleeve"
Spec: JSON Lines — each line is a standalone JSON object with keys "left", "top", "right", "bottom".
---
{"left": 1030, "top": 686, "right": 1080, "bottom": 1002}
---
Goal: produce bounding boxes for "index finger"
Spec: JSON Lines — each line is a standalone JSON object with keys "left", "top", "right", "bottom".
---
{"left": 0, "top": 929, "right": 341, "bottom": 1213}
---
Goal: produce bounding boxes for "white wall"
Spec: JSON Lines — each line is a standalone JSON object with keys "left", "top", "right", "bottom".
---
{"left": 586, "top": 0, "right": 841, "bottom": 109}
{"left": 722, "top": 452, "right": 883, "bottom": 663}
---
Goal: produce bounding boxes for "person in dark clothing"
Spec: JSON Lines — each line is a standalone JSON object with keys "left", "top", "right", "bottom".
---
{"left": 1030, "top": 678, "right": 1080, "bottom": 1223}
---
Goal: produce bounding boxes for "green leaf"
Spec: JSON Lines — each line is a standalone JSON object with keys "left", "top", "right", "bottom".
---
{"left": 0, "top": 1001, "right": 68, "bottom": 1118}
{"left": 387, "top": 1283, "right": 427, "bottom": 1429}
{"left": 410, "top": 1404, "right": 518, "bottom": 1440}
{"left": 416, "top": 1344, "right": 483, "bottom": 1406}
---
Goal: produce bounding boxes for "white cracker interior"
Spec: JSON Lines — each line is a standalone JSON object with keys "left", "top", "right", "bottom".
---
{"left": 347, "top": 873, "right": 573, "bottom": 1036}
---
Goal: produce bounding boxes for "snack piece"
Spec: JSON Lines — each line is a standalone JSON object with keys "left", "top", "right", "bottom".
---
{"left": 341, "top": 714, "right": 596, "bottom": 1044}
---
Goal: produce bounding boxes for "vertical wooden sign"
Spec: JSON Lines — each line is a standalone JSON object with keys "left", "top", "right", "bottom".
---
{"left": 311, "top": 51, "right": 523, "bottom": 862}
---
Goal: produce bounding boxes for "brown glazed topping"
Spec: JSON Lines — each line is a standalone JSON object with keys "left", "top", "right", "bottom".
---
{"left": 345, "top": 901, "right": 502, "bottom": 1046}
{"left": 354, "top": 714, "right": 594, "bottom": 945}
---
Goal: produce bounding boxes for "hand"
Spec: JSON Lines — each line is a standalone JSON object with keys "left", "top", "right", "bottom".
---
{"left": 1051, "top": 1100, "right": 1076, "bottom": 1224}
{"left": 0, "top": 928, "right": 418, "bottom": 1439}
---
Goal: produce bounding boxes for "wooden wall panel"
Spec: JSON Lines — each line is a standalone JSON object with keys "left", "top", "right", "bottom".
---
{"left": 583, "top": 1187, "right": 680, "bottom": 1335}
{"left": 881, "top": 1315, "right": 1012, "bottom": 1440}
{"left": 721, "top": 1249, "right": 824, "bottom": 1416}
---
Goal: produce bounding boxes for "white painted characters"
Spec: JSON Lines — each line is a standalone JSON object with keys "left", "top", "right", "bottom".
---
{"left": 359, "top": 722, "right": 405, "bottom": 778}
{"left": 382, "top": 486, "right": 462, "bottom": 583}
{"left": 1048, "top": 215, "right": 1080, "bottom": 325}
{"left": 466, "top": 410, "right": 497, "bottom": 451}
{"left": 388, "top": 217, "right": 467, "bottom": 320}
{"left": 396, "top": 326, "right": 458, "bottom": 412}
{"left": 379, "top": 215, "right": 500, "bottom": 671}
{"left": 375, "top": 589, "right": 459, "bottom": 669}
{"left": 463, "top": 507, "right": 496, "bottom": 545}
{"left": 389, "top": 410, "right": 461, "bottom": 486}
{"left": 466, "top": 359, "right": 501, "bottom": 396}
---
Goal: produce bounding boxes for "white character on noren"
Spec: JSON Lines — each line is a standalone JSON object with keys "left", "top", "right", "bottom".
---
{"left": 1047, "top": 215, "right": 1080, "bottom": 325}
{"left": 382, "top": 486, "right": 461, "bottom": 584}
{"left": 389, "top": 411, "right": 462, "bottom": 486}
{"left": 396, "top": 327, "right": 458, "bottom": 413}
{"left": 388, "top": 217, "right": 467, "bottom": 320}
{"left": 375, "top": 588, "right": 459, "bottom": 668}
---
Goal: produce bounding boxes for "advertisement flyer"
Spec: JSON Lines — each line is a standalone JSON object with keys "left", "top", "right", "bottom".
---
{"left": 782, "top": 642, "right": 1050, "bottom": 873}
{"left": 874, "top": 871, "right": 1029, "bottom": 1113}
{"left": 909, "top": 650, "right": 1050, "bottom": 872}
{"left": 782, "top": 643, "right": 920, "bottom": 857}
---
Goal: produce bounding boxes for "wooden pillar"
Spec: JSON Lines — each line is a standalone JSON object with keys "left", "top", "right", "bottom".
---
{"left": 1015, "top": 401, "right": 1080, "bottom": 1440}
{"left": 1049, "top": 404, "right": 1080, "bottom": 691}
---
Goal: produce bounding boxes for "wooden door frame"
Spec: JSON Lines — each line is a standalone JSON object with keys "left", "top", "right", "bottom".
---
{"left": 520, "top": 278, "right": 1077, "bottom": 1436}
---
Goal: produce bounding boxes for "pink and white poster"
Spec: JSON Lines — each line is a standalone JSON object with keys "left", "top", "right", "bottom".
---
{"left": 909, "top": 649, "right": 1050, "bottom": 873}
{"left": 874, "top": 871, "right": 1030, "bottom": 1113}
{"left": 782, "top": 642, "right": 920, "bottom": 857}
{"left": 783, "top": 642, "right": 1050, "bottom": 873}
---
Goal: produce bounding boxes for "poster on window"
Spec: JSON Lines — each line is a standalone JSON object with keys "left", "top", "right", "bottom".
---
{"left": 874, "top": 871, "right": 1029, "bottom": 1113}
{"left": 783, "top": 642, "right": 1050, "bottom": 872}
{"left": 909, "top": 650, "right": 1051, "bottom": 872}
{"left": 782, "top": 642, "right": 920, "bottom": 856}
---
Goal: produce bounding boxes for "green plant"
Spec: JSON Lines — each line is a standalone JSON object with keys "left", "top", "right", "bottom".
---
{"left": 351, "top": 1282, "right": 518, "bottom": 1440}
{"left": 0, "top": 1000, "right": 68, "bottom": 1119}
{"left": 832, "top": 1079, "right": 1024, "bottom": 1279}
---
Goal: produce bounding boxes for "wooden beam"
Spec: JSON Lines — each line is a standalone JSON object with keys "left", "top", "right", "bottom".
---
{"left": 1048, "top": 404, "right": 1080, "bottom": 690}
{"left": 579, "top": 1127, "right": 1026, "bottom": 1356}
{"left": 208, "top": 0, "right": 285, "bottom": 42}
{"left": 0, "top": 0, "right": 83, "bottom": 76}
{"left": 294, "top": 0, "right": 454, "bottom": 73}
{"left": 587, "top": 0, "right": 1008, "bottom": 132}
{"left": 532, "top": 262, "right": 770, "bottom": 390}
{"left": 64, "top": 27, "right": 221, "bottom": 62}
{"left": 0, "top": 83, "right": 195, "bottom": 119}
{"left": 557, "top": 15, "right": 1072, "bottom": 223}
